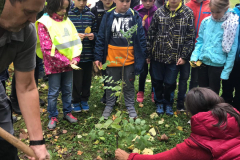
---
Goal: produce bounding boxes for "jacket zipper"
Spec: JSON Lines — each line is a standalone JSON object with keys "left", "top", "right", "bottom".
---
{"left": 189, "top": 136, "right": 213, "bottom": 157}
{"left": 195, "top": 2, "right": 203, "bottom": 37}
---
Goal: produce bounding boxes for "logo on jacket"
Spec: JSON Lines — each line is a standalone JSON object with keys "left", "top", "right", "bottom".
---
{"left": 112, "top": 17, "right": 132, "bottom": 38}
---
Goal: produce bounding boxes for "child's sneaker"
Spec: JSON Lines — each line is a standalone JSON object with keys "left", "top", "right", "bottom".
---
{"left": 166, "top": 105, "right": 173, "bottom": 115}
{"left": 81, "top": 101, "right": 89, "bottom": 111}
{"left": 127, "top": 106, "right": 137, "bottom": 118}
{"left": 71, "top": 103, "right": 81, "bottom": 112}
{"left": 156, "top": 104, "right": 164, "bottom": 115}
{"left": 136, "top": 91, "right": 144, "bottom": 103}
{"left": 48, "top": 117, "right": 58, "bottom": 130}
{"left": 151, "top": 92, "right": 155, "bottom": 103}
{"left": 64, "top": 113, "right": 78, "bottom": 123}
{"left": 102, "top": 106, "right": 113, "bottom": 119}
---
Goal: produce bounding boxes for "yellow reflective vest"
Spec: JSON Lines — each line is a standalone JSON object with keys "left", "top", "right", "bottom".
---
{"left": 35, "top": 14, "right": 82, "bottom": 60}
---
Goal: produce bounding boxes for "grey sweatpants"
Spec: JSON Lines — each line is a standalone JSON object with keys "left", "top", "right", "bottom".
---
{"left": 106, "top": 64, "right": 135, "bottom": 108}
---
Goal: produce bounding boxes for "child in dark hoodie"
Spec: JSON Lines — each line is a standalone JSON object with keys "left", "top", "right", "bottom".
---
{"left": 134, "top": 0, "right": 157, "bottom": 103}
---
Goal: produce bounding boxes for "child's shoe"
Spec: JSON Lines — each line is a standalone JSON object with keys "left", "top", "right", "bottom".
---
{"left": 102, "top": 106, "right": 113, "bottom": 119}
{"left": 81, "top": 101, "right": 89, "bottom": 111}
{"left": 166, "top": 105, "right": 173, "bottom": 115}
{"left": 156, "top": 104, "right": 164, "bottom": 115}
{"left": 151, "top": 92, "right": 155, "bottom": 103}
{"left": 64, "top": 113, "right": 78, "bottom": 123}
{"left": 71, "top": 103, "right": 81, "bottom": 112}
{"left": 136, "top": 91, "right": 144, "bottom": 103}
{"left": 177, "top": 100, "right": 185, "bottom": 111}
{"left": 48, "top": 117, "right": 58, "bottom": 130}
{"left": 127, "top": 106, "right": 137, "bottom": 118}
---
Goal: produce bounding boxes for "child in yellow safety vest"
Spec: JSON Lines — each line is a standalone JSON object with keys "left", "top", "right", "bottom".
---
{"left": 36, "top": 0, "right": 82, "bottom": 130}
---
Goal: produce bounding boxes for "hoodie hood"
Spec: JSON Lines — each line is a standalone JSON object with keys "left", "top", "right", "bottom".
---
{"left": 190, "top": 110, "right": 240, "bottom": 159}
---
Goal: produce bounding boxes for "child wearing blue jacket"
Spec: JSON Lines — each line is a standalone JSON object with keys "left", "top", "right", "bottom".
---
{"left": 190, "top": 0, "right": 239, "bottom": 94}
{"left": 221, "top": 4, "right": 240, "bottom": 111}
{"left": 94, "top": 0, "right": 146, "bottom": 119}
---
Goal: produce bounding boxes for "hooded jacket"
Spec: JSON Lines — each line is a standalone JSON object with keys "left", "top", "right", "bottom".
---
{"left": 133, "top": 4, "right": 158, "bottom": 36}
{"left": 94, "top": 8, "right": 146, "bottom": 75}
{"left": 91, "top": 1, "right": 116, "bottom": 32}
{"left": 127, "top": 109, "right": 240, "bottom": 160}
{"left": 190, "top": 110, "right": 240, "bottom": 160}
{"left": 186, "top": 0, "right": 211, "bottom": 41}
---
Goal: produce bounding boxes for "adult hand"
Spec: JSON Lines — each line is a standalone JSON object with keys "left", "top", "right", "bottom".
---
{"left": 146, "top": 58, "right": 150, "bottom": 64}
{"left": 95, "top": 60, "right": 102, "bottom": 69}
{"left": 115, "top": 148, "right": 130, "bottom": 160}
{"left": 70, "top": 60, "right": 78, "bottom": 65}
{"left": 142, "top": 21, "right": 145, "bottom": 27}
{"left": 78, "top": 33, "right": 85, "bottom": 41}
{"left": 86, "top": 33, "right": 94, "bottom": 40}
{"left": 29, "top": 145, "right": 50, "bottom": 160}
{"left": 176, "top": 58, "right": 186, "bottom": 65}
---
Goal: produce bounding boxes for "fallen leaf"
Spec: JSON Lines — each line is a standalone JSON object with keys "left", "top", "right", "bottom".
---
{"left": 128, "top": 144, "right": 134, "bottom": 150}
{"left": 77, "top": 151, "right": 83, "bottom": 155}
{"left": 148, "top": 136, "right": 154, "bottom": 141}
{"left": 54, "top": 139, "right": 58, "bottom": 142}
{"left": 47, "top": 134, "right": 52, "bottom": 138}
{"left": 149, "top": 128, "right": 156, "bottom": 136}
{"left": 158, "top": 118, "right": 164, "bottom": 125}
{"left": 62, "top": 130, "right": 67, "bottom": 134}
{"left": 174, "top": 111, "right": 178, "bottom": 115}
{"left": 17, "top": 117, "right": 22, "bottom": 121}
{"left": 63, "top": 148, "right": 68, "bottom": 153}
{"left": 40, "top": 108, "right": 46, "bottom": 113}
{"left": 177, "top": 126, "right": 183, "bottom": 131}
{"left": 40, "top": 83, "right": 46, "bottom": 88}
{"left": 150, "top": 112, "right": 158, "bottom": 119}
{"left": 169, "top": 133, "right": 176, "bottom": 136}
{"left": 139, "top": 103, "right": 144, "bottom": 108}
{"left": 94, "top": 140, "right": 99, "bottom": 145}
{"left": 160, "top": 134, "right": 169, "bottom": 141}
{"left": 142, "top": 148, "right": 153, "bottom": 155}
{"left": 96, "top": 156, "right": 102, "bottom": 160}
{"left": 132, "top": 148, "right": 139, "bottom": 153}
{"left": 55, "top": 136, "right": 59, "bottom": 139}
{"left": 112, "top": 115, "right": 117, "bottom": 121}
{"left": 146, "top": 79, "right": 151, "bottom": 82}
{"left": 165, "top": 124, "right": 170, "bottom": 128}
{"left": 82, "top": 133, "right": 88, "bottom": 136}
{"left": 104, "top": 148, "right": 108, "bottom": 154}
{"left": 77, "top": 135, "right": 82, "bottom": 139}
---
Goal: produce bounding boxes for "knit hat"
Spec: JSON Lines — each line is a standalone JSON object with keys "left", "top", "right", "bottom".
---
{"left": 0, "top": 0, "right": 5, "bottom": 16}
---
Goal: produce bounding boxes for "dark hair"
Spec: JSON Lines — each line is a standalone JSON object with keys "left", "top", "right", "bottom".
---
{"left": 45, "top": 0, "right": 70, "bottom": 19}
{"left": 185, "top": 87, "right": 240, "bottom": 130}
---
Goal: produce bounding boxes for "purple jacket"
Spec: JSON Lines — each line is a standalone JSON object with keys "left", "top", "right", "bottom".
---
{"left": 134, "top": 4, "right": 157, "bottom": 36}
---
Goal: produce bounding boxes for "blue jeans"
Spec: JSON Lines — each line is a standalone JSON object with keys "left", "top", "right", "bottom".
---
{"left": 48, "top": 71, "right": 73, "bottom": 119}
{"left": 151, "top": 61, "right": 179, "bottom": 105}
{"left": 177, "top": 62, "right": 190, "bottom": 101}
{"left": 138, "top": 62, "right": 153, "bottom": 92}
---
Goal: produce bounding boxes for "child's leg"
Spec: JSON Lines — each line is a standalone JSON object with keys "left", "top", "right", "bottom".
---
{"left": 208, "top": 66, "right": 223, "bottom": 94}
{"left": 60, "top": 71, "right": 73, "bottom": 116}
{"left": 72, "top": 64, "right": 84, "bottom": 104}
{"left": 80, "top": 61, "right": 93, "bottom": 102}
{"left": 47, "top": 73, "right": 61, "bottom": 119}
{"left": 163, "top": 63, "right": 179, "bottom": 105}
{"left": 151, "top": 61, "right": 165, "bottom": 105}
{"left": 198, "top": 64, "right": 209, "bottom": 88}
{"left": 138, "top": 62, "right": 149, "bottom": 92}
{"left": 123, "top": 64, "right": 135, "bottom": 108}
{"left": 105, "top": 67, "right": 121, "bottom": 107}
{"left": 222, "top": 75, "right": 234, "bottom": 104}
{"left": 189, "top": 67, "right": 199, "bottom": 90}
{"left": 232, "top": 63, "right": 240, "bottom": 111}
{"left": 177, "top": 62, "right": 190, "bottom": 110}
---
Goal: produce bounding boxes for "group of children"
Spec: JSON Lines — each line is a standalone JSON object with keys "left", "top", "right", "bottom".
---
{"left": 2, "top": 0, "right": 239, "bottom": 130}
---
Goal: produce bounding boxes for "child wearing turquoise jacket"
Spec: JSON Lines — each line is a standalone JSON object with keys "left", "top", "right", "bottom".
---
{"left": 190, "top": 0, "right": 239, "bottom": 94}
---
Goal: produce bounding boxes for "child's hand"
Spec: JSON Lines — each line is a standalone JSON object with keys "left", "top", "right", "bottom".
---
{"left": 177, "top": 58, "right": 186, "bottom": 65}
{"left": 146, "top": 58, "right": 150, "bottom": 64}
{"left": 95, "top": 60, "right": 102, "bottom": 69}
{"left": 115, "top": 148, "right": 130, "bottom": 160}
{"left": 78, "top": 33, "right": 85, "bottom": 41}
{"left": 70, "top": 60, "right": 78, "bottom": 65}
{"left": 86, "top": 33, "right": 94, "bottom": 40}
{"left": 142, "top": 21, "right": 146, "bottom": 27}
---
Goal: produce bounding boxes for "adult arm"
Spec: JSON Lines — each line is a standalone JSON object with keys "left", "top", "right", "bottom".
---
{"left": 190, "top": 18, "right": 206, "bottom": 62}
{"left": 221, "top": 26, "right": 239, "bottom": 80}
{"left": 180, "top": 11, "right": 195, "bottom": 60}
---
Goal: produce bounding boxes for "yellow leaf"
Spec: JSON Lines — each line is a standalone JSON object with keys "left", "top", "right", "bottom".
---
{"left": 143, "top": 15, "right": 148, "bottom": 21}
{"left": 196, "top": 61, "right": 202, "bottom": 66}
{"left": 169, "top": 133, "right": 176, "bottom": 136}
{"left": 150, "top": 112, "right": 158, "bottom": 119}
{"left": 47, "top": 134, "right": 52, "bottom": 138}
{"left": 165, "top": 124, "right": 170, "bottom": 128}
{"left": 54, "top": 139, "right": 58, "bottom": 142}
{"left": 71, "top": 64, "right": 82, "bottom": 70}
{"left": 149, "top": 128, "right": 156, "bottom": 136}
{"left": 142, "top": 148, "right": 153, "bottom": 155}
{"left": 63, "top": 148, "right": 68, "bottom": 152}
{"left": 177, "top": 126, "right": 183, "bottom": 131}
{"left": 139, "top": 103, "right": 144, "bottom": 108}
{"left": 17, "top": 117, "right": 22, "bottom": 121}
{"left": 112, "top": 115, "right": 117, "bottom": 121}
{"left": 158, "top": 118, "right": 164, "bottom": 124}
{"left": 174, "top": 111, "right": 178, "bottom": 115}
{"left": 132, "top": 148, "right": 139, "bottom": 153}
{"left": 84, "top": 26, "right": 91, "bottom": 34}
{"left": 94, "top": 140, "right": 99, "bottom": 145}
{"left": 77, "top": 151, "right": 83, "bottom": 155}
